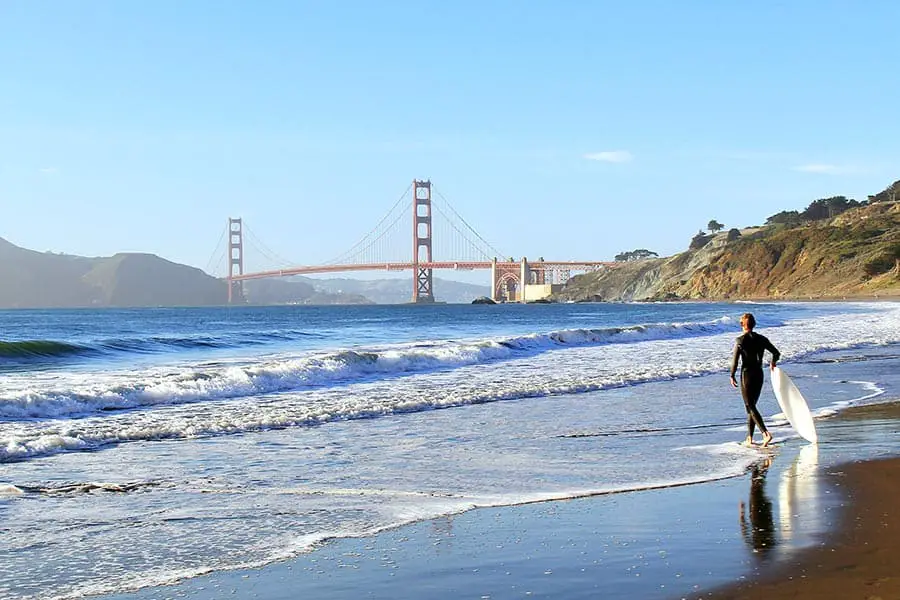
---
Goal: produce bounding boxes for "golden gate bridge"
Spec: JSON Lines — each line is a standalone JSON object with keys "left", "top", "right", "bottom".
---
{"left": 210, "top": 180, "right": 618, "bottom": 303}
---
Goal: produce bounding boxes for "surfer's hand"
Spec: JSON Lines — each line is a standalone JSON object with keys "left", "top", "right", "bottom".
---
{"left": 730, "top": 375, "right": 737, "bottom": 388}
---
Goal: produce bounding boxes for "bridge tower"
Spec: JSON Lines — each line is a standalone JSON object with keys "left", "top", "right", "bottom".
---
{"left": 227, "top": 217, "right": 244, "bottom": 304}
{"left": 412, "top": 179, "right": 435, "bottom": 303}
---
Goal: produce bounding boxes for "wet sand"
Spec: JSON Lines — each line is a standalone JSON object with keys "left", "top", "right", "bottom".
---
{"left": 701, "top": 457, "right": 900, "bottom": 599}
{"left": 701, "top": 411, "right": 900, "bottom": 599}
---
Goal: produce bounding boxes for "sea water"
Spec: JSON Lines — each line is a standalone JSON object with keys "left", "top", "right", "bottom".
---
{"left": 1, "top": 301, "right": 899, "bottom": 599}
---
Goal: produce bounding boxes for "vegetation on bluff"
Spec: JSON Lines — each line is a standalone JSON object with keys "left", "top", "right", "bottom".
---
{"left": 554, "top": 180, "right": 900, "bottom": 302}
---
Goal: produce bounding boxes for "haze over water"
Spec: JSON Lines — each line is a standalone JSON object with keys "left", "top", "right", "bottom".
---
{"left": 1, "top": 301, "right": 899, "bottom": 599}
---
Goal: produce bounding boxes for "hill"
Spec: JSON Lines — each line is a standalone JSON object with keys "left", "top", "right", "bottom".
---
{"left": 0, "top": 237, "right": 486, "bottom": 308}
{"left": 554, "top": 195, "right": 900, "bottom": 302}
{"left": 0, "top": 238, "right": 230, "bottom": 308}
{"left": 296, "top": 276, "right": 490, "bottom": 304}
{"left": 241, "top": 278, "right": 372, "bottom": 305}
{"left": 0, "top": 238, "right": 378, "bottom": 308}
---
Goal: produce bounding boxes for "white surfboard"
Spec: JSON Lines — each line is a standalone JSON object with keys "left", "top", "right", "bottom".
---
{"left": 771, "top": 367, "right": 818, "bottom": 444}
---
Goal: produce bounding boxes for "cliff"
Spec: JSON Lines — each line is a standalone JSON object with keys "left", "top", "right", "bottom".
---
{"left": 554, "top": 201, "right": 900, "bottom": 302}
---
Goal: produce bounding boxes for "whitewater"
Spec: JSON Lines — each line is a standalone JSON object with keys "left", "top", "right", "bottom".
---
{"left": 1, "top": 301, "right": 899, "bottom": 599}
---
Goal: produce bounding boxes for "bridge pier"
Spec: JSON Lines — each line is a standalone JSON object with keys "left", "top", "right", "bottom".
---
{"left": 520, "top": 257, "right": 528, "bottom": 304}
{"left": 491, "top": 259, "right": 521, "bottom": 302}
{"left": 490, "top": 258, "right": 497, "bottom": 302}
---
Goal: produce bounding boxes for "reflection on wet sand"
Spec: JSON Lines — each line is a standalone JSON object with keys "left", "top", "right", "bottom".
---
{"left": 777, "top": 444, "right": 821, "bottom": 551}
{"left": 740, "top": 444, "right": 823, "bottom": 560}
{"left": 740, "top": 458, "right": 778, "bottom": 556}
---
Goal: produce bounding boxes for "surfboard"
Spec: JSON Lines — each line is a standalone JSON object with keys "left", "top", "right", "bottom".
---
{"left": 771, "top": 367, "right": 818, "bottom": 444}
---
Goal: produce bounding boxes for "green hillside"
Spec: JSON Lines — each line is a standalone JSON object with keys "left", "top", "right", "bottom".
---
{"left": 554, "top": 184, "right": 900, "bottom": 302}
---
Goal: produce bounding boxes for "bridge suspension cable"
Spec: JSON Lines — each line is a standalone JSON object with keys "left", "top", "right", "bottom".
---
{"left": 433, "top": 187, "right": 505, "bottom": 260}
{"left": 216, "top": 183, "right": 507, "bottom": 272}
{"left": 243, "top": 223, "right": 297, "bottom": 271}
{"left": 323, "top": 183, "right": 413, "bottom": 265}
{"left": 205, "top": 225, "right": 228, "bottom": 277}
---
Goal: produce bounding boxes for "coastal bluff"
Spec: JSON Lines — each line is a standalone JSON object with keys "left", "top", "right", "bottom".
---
{"left": 554, "top": 200, "right": 900, "bottom": 302}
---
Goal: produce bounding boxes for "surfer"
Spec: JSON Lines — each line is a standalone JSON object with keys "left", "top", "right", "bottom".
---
{"left": 729, "top": 313, "right": 781, "bottom": 447}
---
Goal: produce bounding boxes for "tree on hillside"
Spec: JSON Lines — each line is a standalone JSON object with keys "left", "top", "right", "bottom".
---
{"left": 868, "top": 180, "right": 900, "bottom": 204}
{"left": 801, "top": 196, "right": 861, "bottom": 221}
{"left": 766, "top": 210, "right": 802, "bottom": 226}
{"left": 726, "top": 228, "right": 742, "bottom": 241}
{"left": 707, "top": 220, "right": 724, "bottom": 233}
{"left": 614, "top": 249, "right": 659, "bottom": 262}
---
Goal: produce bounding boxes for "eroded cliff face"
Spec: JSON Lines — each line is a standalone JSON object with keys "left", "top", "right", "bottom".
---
{"left": 554, "top": 202, "right": 900, "bottom": 302}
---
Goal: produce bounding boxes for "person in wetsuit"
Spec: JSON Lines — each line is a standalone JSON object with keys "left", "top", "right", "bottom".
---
{"left": 729, "top": 313, "right": 781, "bottom": 447}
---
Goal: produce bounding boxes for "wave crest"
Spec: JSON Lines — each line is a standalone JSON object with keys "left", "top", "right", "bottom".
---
{"left": 0, "top": 318, "right": 735, "bottom": 421}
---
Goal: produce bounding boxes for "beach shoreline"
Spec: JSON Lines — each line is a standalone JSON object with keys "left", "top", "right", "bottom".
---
{"left": 99, "top": 398, "right": 900, "bottom": 600}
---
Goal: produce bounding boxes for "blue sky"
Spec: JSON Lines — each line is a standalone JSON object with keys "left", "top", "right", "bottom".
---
{"left": 2, "top": 1, "right": 898, "bottom": 282}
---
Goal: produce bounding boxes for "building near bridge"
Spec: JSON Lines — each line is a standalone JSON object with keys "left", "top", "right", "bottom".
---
{"left": 521, "top": 283, "right": 565, "bottom": 303}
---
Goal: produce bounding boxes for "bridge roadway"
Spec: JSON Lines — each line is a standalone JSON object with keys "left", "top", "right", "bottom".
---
{"left": 228, "top": 261, "right": 618, "bottom": 281}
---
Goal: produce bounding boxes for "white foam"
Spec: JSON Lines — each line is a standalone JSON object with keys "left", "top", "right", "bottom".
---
{"left": 2, "top": 304, "right": 900, "bottom": 464}
{"left": 0, "top": 317, "right": 742, "bottom": 421}
{"left": 0, "top": 483, "right": 24, "bottom": 496}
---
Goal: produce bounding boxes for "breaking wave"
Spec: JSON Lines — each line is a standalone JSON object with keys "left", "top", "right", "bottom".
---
{"left": 0, "top": 318, "right": 738, "bottom": 420}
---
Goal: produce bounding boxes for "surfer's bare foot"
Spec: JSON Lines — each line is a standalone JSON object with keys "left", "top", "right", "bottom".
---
{"left": 761, "top": 432, "right": 773, "bottom": 447}
{"left": 742, "top": 437, "right": 755, "bottom": 447}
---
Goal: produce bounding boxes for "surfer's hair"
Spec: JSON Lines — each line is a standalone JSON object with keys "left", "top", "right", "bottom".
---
{"left": 741, "top": 313, "right": 756, "bottom": 330}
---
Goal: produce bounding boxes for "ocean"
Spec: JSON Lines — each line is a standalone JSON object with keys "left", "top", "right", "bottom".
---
{"left": 1, "top": 301, "right": 899, "bottom": 599}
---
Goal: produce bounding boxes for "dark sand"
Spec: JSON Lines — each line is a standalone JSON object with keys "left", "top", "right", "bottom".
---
{"left": 701, "top": 457, "right": 899, "bottom": 600}
{"left": 701, "top": 407, "right": 900, "bottom": 600}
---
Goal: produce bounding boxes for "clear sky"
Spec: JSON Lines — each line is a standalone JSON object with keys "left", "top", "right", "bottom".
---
{"left": 2, "top": 1, "right": 898, "bottom": 282}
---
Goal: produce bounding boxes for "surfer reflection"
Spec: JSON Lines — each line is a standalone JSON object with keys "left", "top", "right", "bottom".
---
{"left": 740, "top": 458, "right": 778, "bottom": 556}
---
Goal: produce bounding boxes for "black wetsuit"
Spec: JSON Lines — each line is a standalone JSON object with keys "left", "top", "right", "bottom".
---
{"left": 730, "top": 331, "right": 781, "bottom": 437}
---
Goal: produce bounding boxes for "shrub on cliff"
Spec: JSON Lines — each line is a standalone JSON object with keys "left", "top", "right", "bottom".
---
{"left": 863, "top": 243, "right": 900, "bottom": 278}
{"left": 689, "top": 230, "right": 713, "bottom": 249}
{"left": 615, "top": 249, "right": 659, "bottom": 261}
{"left": 766, "top": 210, "right": 802, "bottom": 226}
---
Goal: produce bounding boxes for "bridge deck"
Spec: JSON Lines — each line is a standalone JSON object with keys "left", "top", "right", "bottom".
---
{"left": 228, "top": 261, "right": 618, "bottom": 281}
